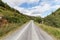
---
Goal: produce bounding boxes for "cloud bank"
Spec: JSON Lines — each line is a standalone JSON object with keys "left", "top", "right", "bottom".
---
{"left": 2, "top": 0, "right": 60, "bottom": 17}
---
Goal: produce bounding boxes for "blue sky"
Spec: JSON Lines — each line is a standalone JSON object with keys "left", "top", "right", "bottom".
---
{"left": 19, "top": 0, "right": 41, "bottom": 9}
{"left": 2, "top": 0, "right": 60, "bottom": 18}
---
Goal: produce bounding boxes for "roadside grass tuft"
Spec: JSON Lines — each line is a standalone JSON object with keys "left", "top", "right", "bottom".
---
{"left": 35, "top": 23, "right": 60, "bottom": 40}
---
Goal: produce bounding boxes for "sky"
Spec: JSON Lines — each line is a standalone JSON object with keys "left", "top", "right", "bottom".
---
{"left": 2, "top": 0, "right": 60, "bottom": 18}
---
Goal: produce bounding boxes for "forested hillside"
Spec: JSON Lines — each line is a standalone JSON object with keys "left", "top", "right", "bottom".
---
{"left": 44, "top": 8, "right": 60, "bottom": 28}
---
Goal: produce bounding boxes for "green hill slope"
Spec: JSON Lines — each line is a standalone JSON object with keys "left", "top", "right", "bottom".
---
{"left": 0, "top": 0, "right": 31, "bottom": 23}
{"left": 44, "top": 8, "right": 60, "bottom": 28}
{"left": 0, "top": 0, "right": 31, "bottom": 37}
{"left": 35, "top": 8, "right": 60, "bottom": 40}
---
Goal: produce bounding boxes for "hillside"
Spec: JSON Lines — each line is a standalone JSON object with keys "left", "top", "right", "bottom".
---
{"left": 44, "top": 8, "right": 60, "bottom": 28}
{"left": 35, "top": 8, "right": 60, "bottom": 40}
{"left": 0, "top": 0, "right": 31, "bottom": 37}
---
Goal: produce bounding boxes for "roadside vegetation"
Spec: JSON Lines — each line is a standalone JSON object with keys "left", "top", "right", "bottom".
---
{"left": 36, "top": 23, "right": 60, "bottom": 40}
{"left": 44, "top": 8, "right": 60, "bottom": 28}
{"left": 35, "top": 8, "right": 60, "bottom": 40}
{"left": 0, "top": 0, "right": 60, "bottom": 40}
{"left": 0, "top": 0, "right": 31, "bottom": 37}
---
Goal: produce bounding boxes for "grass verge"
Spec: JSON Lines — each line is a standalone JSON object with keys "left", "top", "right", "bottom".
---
{"left": 35, "top": 23, "right": 60, "bottom": 40}
{"left": 0, "top": 22, "right": 28, "bottom": 38}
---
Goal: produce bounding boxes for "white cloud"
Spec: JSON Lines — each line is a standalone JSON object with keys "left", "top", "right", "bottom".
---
{"left": 14, "top": 3, "right": 51, "bottom": 17}
{"left": 54, "top": 0, "right": 60, "bottom": 2}
{"left": 27, "top": 0, "right": 40, "bottom": 3}
{"left": 14, "top": 6, "right": 32, "bottom": 15}
{"left": 30, "top": 3, "right": 51, "bottom": 14}
{"left": 2, "top": 0, "right": 60, "bottom": 17}
{"left": 2, "top": 0, "right": 26, "bottom": 7}
{"left": 52, "top": 5, "right": 60, "bottom": 10}
{"left": 2, "top": 0, "right": 40, "bottom": 7}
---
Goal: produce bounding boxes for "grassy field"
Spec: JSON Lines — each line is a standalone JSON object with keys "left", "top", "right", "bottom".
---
{"left": 35, "top": 23, "right": 60, "bottom": 40}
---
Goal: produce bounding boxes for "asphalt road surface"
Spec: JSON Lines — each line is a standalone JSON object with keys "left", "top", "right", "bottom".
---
{"left": 2, "top": 20, "right": 54, "bottom": 40}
